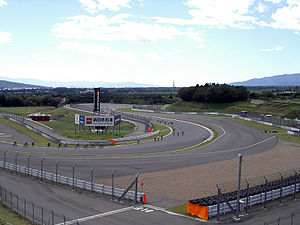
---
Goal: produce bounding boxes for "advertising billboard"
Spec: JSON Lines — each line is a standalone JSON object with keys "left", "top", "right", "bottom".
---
{"left": 93, "top": 88, "right": 100, "bottom": 112}
{"left": 75, "top": 114, "right": 115, "bottom": 127}
{"left": 114, "top": 114, "right": 121, "bottom": 125}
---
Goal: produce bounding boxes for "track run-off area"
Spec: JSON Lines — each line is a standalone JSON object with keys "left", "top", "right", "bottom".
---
{"left": 2, "top": 103, "right": 299, "bottom": 225}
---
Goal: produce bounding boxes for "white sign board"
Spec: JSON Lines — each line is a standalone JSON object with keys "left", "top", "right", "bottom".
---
{"left": 75, "top": 114, "right": 80, "bottom": 125}
{"left": 85, "top": 115, "right": 115, "bottom": 127}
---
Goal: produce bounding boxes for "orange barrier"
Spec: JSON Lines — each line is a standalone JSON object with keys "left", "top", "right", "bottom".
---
{"left": 111, "top": 141, "right": 116, "bottom": 145}
{"left": 107, "top": 139, "right": 112, "bottom": 142}
{"left": 187, "top": 202, "right": 208, "bottom": 220}
{"left": 143, "top": 193, "right": 147, "bottom": 204}
{"left": 147, "top": 129, "right": 152, "bottom": 132}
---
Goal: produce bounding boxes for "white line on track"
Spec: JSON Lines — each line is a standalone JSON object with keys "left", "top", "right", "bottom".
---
{"left": 55, "top": 206, "right": 133, "bottom": 225}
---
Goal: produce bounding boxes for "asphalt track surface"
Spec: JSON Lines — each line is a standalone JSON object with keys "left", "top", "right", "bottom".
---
{"left": 0, "top": 104, "right": 282, "bottom": 224}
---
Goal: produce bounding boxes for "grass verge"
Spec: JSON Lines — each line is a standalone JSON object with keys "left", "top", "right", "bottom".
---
{"left": 0, "top": 118, "right": 57, "bottom": 147}
{"left": 231, "top": 118, "right": 300, "bottom": 144}
{"left": 0, "top": 204, "right": 35, "bottom": 225}
{"left": 167, "top": 203, "right": 188, "bottom": 216}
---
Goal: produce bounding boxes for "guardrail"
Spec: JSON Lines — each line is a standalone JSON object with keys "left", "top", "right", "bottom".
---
{"left": 0, "top": 113, "right": 61, "bottom": 143}
{"left": 131, "top": 108, "right": 300, "bottom": 137}
{"left": 0, "top": 160, "right": 146, "bottom": 204}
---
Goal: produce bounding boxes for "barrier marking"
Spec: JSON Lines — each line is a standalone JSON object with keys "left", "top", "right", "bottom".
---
{"left": 55, "top": 206, "right": 133, "bottom": 225}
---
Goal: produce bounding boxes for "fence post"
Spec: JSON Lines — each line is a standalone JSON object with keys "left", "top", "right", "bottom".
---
{"left": 112, "top": 169, "right": 116, "bottom": 200}
{"left": 216, "top": 184, "right": 221, "bottom": 222}
{"left": 91, "top": 166, "right": 95, "bottom": 194}
{"left": 32, "top": 202, "right": 35, "bottom": 222}
{"left": 10, "top": 192, "right": 12, "bottom": 209}
{"left": 245, "top": 178, "right": 249, "bottom": 215}
{"left": 63, "top": 215, "right": 66, "bottom": 225}
{"left": 3, "top": 151, "right": 7, "bottom": 169}
{"left": 264, "top": 176, "right": 268, "bottom": 209}
{"left": 52, "top": 210, "right": 54, "bottom": 225}
{"left": 16, "top": 195, "right": 18, "bottom": 213}
{"left": 279, "top": 172, "right": 283, "bottom": 205}
{"left": 294, "top": 169, "right": 298, "bottom": 200}
{"left": 56, "top": 161, "right": 60, "bottom": 185}
{"left": 41, "top": 206, "right": 44, "bottom": 225}
{"left": 41, "top": 158, "right": 45, "bottom": 180}
{"left": 291, "top": 212, "right": 294, "bottom": 225}
{"left": 235, "top": 154, "right": 243, "bottom": 220}
{"left": 72, "top": 163, "right": 76, "bottom": 190}
{"left": 0, "top": 186, "right": 2, "bottom": 203}
{"left": 24, "top": 198, "right": 26, "bottom": 218}
{"left": 134, "top": 173, "right": 140, "bottom": 205}
{"left": 27, "top": 155, "right": 31, "bottom": 175}
{"left": 277, "top": 217, "right": 280, "bottom": 225}
{"left": 15, "top": 152, "right": 19, "bottom": 172}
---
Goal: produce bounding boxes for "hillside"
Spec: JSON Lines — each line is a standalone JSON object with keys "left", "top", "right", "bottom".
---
{"left": 231, "top": 73, "right": 300, "bottom": 86}
{"left": 0, "top": 80, "right": 45, "bottom": 89}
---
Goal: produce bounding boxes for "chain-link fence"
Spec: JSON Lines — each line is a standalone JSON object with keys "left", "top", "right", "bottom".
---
{"left": 263, "top": 210, "right": 300, "bottom": 225}
{"left": 0, "top": 185, "right": 72, "bottom": 225}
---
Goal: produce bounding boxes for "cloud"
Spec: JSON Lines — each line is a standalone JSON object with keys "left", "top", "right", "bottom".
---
{"left": 257, "top": 2, "right": 268, "bottom": 13}
{"left": 269, "top": 0, "right": 300, "bottom": 31}
{"left": 52, "top": 14, "right": 205, "bottom": 43}
{"left": 145, "top": 52, "right": 163, "bottom": 60}
{"left": 79, "top": 0, "right": 131, "bottom": 13}
{"left": 59, "top": 41, "right": 138, "bottom": 64}
{"left": 0, "top": 0, "right": 7, "bottom": 7}
{"left": 0, "top": 30, "right": 11, "bottom": 44}
{"left": 260, "top": 46, "right": 284, "bottom": 52}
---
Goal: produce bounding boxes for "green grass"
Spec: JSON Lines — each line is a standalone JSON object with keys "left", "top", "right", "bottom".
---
{"left": 0, "top": 106, "right": 136, "bottom": 141}
{"left": 231, "top": 118, "right": 300, "bottom": 144}
{"left": 166, "top": 101, "right": 251, "bottom": 113}
{"left": 166, "top": 100, "right": 300, "bottom": 119}
{"left": 0, "top": 204, "right": 35, "bottom": 225}
{"left": 167, "top": 203, "right": 188, "bottom": 216}
{"left": 0, "top": 106, "right": 54, "bottom": 117}
{"left": 0, "top": 118, "right": 57, "bottom": 147}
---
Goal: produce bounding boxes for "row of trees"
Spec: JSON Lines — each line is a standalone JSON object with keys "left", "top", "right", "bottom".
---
{"left": 178, "top": 83, "right": 249, "bottom": 103}
{"left": 0, "top": 94, "right": 61, "bottom": 107}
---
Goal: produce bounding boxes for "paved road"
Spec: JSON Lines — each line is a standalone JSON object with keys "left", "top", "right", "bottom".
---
{"left": 0, "top": 104, "right": 287, "bottom": 225}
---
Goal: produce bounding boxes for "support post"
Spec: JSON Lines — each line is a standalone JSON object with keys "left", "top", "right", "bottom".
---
{"left": 72, "top": 163, "right": 76, "bottom": 190}
{"left": 27, "top": 155, "right": 31, "bottom": 175}
{"left": 264, "top": 176, "right": 268, "bottom": 209}
{"left": 90, "top": 166, "right": 94, "bottom": 194}
{"left": 235, "top": 154, "right": 243, "bottom": 220}
{"left": 112, "top": 169, "right": 116, "bottom": 200}
{"left": 134, "top": 173, "right": 140, "bottom": 205}
{"left": 40, "top": 158, "right": 45, "bottom": 180}
{"left": 279, "top": 172, "right": 283, "bottom": 205}
{"left": 217, "top": 184, "right": 221, "bottom": 222}
{"left": 15, "top": 153, "right": 19, "bottom": 172}
{"left": 245, "top": 178, "right": 249, "bottom": 214}
{"left": 3, "top": 151, "right": 7, "bottom": 169}
{"left": 294, "top": 169, "right": 298, "bottom": 200}
{"left": 55, "top": 161, "right": 60, "bottom": 185}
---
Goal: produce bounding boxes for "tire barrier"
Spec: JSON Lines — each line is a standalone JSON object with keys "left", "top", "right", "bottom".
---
{"left": 188, "top": 173, "right": 300, "bottom": 220}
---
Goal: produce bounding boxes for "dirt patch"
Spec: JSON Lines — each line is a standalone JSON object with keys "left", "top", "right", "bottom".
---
{"left": 96, "top": 142, "right": 300, "bottom": 201}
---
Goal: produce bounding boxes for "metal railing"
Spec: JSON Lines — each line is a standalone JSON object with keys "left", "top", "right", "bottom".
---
{"left": 0, "top": 152, "right": 145, "bottom": 204}
{"left": 263, "top": 210, "right": 300, "bottom": 225}
{"left": 0, "top": 185, "right": 71, "bottom": 225}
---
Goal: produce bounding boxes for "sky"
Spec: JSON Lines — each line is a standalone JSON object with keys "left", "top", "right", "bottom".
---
{"left": 0, "top": 0, "right": 300, "bottom": 87}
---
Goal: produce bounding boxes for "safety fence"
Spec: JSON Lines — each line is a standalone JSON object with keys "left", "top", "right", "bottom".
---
{"left": 188, "top": 168, "right": 300, "bottom": 221}
{"left": 131, "top": 108, "right": 300, "bottom": 137}
{"left": 263, "top": 210, "right": 300, "bottom": 225}
{"left": 0, "top": 185, "right": 72, "bottom": 225}
{"left": 0, "top": 113, "right": 61, "bottom": 143}
{"left": 0, "top": 153, "right": 146, "bottom": 204}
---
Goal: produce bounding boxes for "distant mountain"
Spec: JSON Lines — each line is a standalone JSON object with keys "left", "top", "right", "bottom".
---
{"left": 230, "top": 73, "right": 300, "bottom": 86}
{"left": 0, "top": 76, "right": 157, "bottom": 88}
{"left": 0, "top": 80, "right": 46, "bottom": 89}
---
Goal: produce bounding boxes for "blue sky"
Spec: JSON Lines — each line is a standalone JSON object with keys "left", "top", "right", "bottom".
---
{"left": 0, "top": 0, "right": 300, "bottom": 87}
